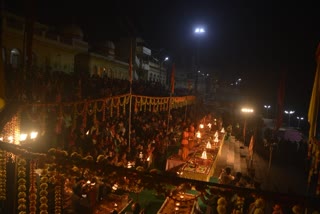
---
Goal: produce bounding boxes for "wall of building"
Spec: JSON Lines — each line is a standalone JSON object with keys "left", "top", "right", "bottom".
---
{"left": 1, "top": 12, "right": 88, "bottom": 75}
{"left": 1, "top": 12, "right": 167, "bottom": 88}
{"left": 88, "top": 53, "right": 128, "bottom": 79}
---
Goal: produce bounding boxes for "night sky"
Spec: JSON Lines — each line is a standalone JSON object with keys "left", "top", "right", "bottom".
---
{"left": 4, "top": 0, "right": 320, "bottom": 115}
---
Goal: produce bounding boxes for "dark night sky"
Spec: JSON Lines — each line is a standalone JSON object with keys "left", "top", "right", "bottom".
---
{"left": 5, "top": 0, "right": 320, "bottom": 115}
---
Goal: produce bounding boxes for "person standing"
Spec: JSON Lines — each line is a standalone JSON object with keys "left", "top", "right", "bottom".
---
{"left": 181, "top": 127, "right": 189, "bottom": 161}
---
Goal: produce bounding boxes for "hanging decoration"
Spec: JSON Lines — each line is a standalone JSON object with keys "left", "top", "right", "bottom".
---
{"left": 17, "top": 158, "right": 27, "bottom": 214}
{"left": 54, "top": 183, "right": 62, "bottom": 214}
{"left": 1, "top": 91, "right": 319, "bottom": 213}
{"left": 119, "top": 95, "right": 130, "bottom": 115}
{"left": 95, "top": 100, "right": 106, "bottom": 121}
{"left": 0, "top": 150, "right": 6, "bottom": 200}
{"left": 47, "top": 167, "right": 64, "bottom": 214}
{"left": 0, "top": 138, "right": 316, "bottom": 212}
{"left": 29, "top": 160, "right": 37, "bottom": 214}
{"left": 0, "top": 93, "right": 196, "bottom": 212}
{"left": 20, "top": 94, "right": 195, "bottom": 130}
{"left": 82, "top": 102, "right": 88, "bottom": 128}
{"left": 39, "top": 167, "right": 49, "bottom": 214}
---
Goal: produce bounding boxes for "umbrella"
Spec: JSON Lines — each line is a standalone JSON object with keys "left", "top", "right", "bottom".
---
{"left": 283, "top": 129, "right": 303, "bottom": 142}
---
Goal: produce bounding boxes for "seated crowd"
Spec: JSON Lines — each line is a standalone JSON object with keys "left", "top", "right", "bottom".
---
{"left": 9, "top": 71, "right": 319, "bottom": 214}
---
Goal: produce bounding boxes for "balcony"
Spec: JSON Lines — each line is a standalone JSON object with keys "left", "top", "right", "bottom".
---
{"left": 136, "top": 46, "right": 151, "bottom": 56}
{"left": 141, "top": 63, "right": 150, "bottom": 70}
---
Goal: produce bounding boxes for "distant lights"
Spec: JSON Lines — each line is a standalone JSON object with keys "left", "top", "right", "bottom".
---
{"left": 8, "top": 136, "right": 13, "bottom": 143}
{"left": 195, "top": 27, "right": 205, "bottom": 33}
{"left": 196, "top": 131, "right": 201, "bottom": 139}
{"left": 112, "top": 183, "right": 119, "bottom": 191}
{"left": 30, "top": 131, "right": 38, "bottom": 139}
{"left": 284, "top": 110, "right": 295, "bottom": 114}
{"left": 19, "top": 134, "right": 28, "bottom": 141}
{"left": 241, "top": 108, "right": 254, "bottom": 113}
{"left": 231, "top": 78, "right": 242, "bottom": 86}
{"left": 19, "top": 131, "right": 39, "bottom": 144}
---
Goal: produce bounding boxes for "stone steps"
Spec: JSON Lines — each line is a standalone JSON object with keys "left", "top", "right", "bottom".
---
{"left": 212, "top": 136, "right": 248, "bottom": 179}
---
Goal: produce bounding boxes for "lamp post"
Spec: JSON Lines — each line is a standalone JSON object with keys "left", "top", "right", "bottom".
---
{"left": 159, "top": 56, "right": 169, "bottom": 85}
{"left": 241, "top": 108, "right": 254, "bottom": 144}
{"left": 296, "top": 116, "right": 304, "bottom": 128}
{"left": 284, "top": 110, "right": 295, "bottom": 127}
{"left": 264, "top": 105, "right": 271, "bottom": 118}
{"left": 241, "top": 107, "right": 254, "bottom": 168}
{"left": 194, "top": 27, "right": 205, "bottom": 95}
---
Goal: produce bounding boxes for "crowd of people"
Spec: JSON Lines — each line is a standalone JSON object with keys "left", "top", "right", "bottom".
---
{"left": 6, "top": 69, "right": 172, "bottom": 103}
{"left": 4, "top": 68, "right": 319, "bottom": 214}
{"left": 13, "top": 71, "right": 203, "bottom": 214}
{"left": 198, "top": 188, "right": 318, "bottom": 214}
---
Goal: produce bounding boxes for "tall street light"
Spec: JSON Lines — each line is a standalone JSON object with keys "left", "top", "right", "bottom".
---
{"left": 159, "top": 56, "right": 169, "bottom": 85}
{"left": 194, "top": 27, "right": 205, "bottom": 95}
{"left": 297, "top": 116, "right": 304, "bottom": 128}
{"left": 241, "top": 107, "right": 254, "bottom": 168}
{"left": 241, "top": 107, "right": 254, "bottom": 144}
{"left": 264, "top": 105, "right": 271, "bottom": 118}
{"left": 284, "top": 110, "right": 295, "bottom": 127}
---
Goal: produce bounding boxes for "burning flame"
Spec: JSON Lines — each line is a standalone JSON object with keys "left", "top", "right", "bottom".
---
{"left": 206, "top": 141, "right": 211, "bottom": 149}
{"left": 201, "top": 150, "right": 207, "bottom": 159}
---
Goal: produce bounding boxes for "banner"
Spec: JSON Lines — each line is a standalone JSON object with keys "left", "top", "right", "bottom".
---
{"left": 308, "top": 43, "right": 320, "bottom": 139}
{"left": 171, "top": 63, "right": 175, "bottom": 94}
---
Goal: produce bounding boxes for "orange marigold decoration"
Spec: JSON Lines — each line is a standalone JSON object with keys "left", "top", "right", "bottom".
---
{"left": 55, "top": 183, "right": 62, "bottom": 214}
{"left": 0, "top": 150, "right": 6, "bottom": 200}
{"left": 29, "top": 160, "right": 37, "bottom": 214}
{"left": 39, "top": 166, "right": 49, "bottom": 214}
{"left": 17, "top": 158, "right": 27, "bottom": 214}
{"left": 49, "top": 170, "right": 63, "bottom": 214}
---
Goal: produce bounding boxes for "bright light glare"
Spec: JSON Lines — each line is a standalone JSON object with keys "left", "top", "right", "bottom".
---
{"left": 196, "top": 131, "right": 201, "bottom": 138}
{"left": 20, "top": 134, "right": 28, "bottom": 141}
{"left": 164, "top": 57, "right": 169, "bottom": 61}
{"left": 30, "top": 132, "right": 38, "bottom": 139}
{"left": 241, "top": 108, "right": 254, "bottom": 113}
{"left": 284, "top": 110, "right": 295, "bottom": 114}
{"left": 8, "top": 136, "right": 13, "bottom": 143}
{"left": 195, "top": 27, "right": 205, "bottom": 33}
